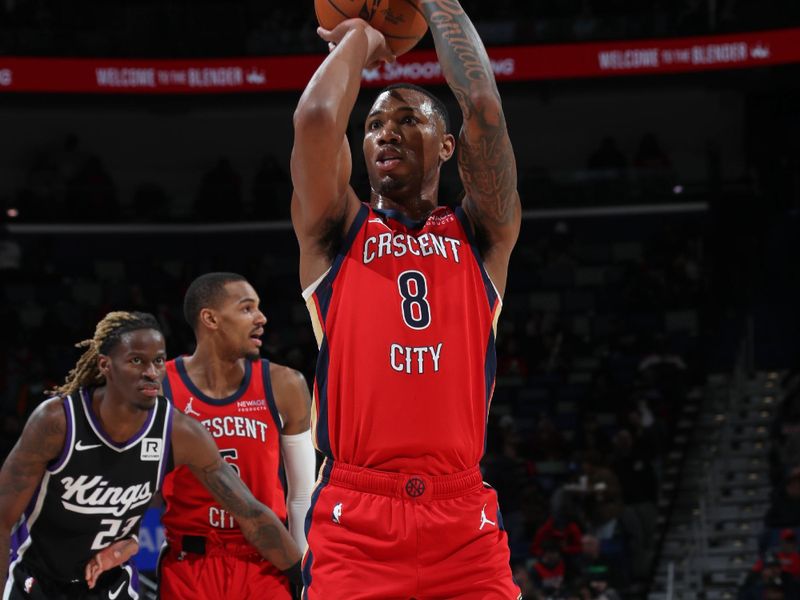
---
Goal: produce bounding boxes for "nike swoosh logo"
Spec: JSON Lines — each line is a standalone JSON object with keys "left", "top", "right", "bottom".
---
{"left": 75, "top": 441, "right": 102, "bottom": 451}
{"left": 108, "top": 580, "right": 126, "bottom": 599}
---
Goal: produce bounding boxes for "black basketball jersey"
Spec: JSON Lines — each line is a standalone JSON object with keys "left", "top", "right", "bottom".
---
{"left": 8, "top": 388, "right": 174, "bottom": 583}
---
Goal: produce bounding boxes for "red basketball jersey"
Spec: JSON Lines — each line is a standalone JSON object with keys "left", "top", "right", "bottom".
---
{"left": 161, "top": 357, "right": 287, "bottom": 543}
{"left": 304, "top": 204, "right": 501, "bottom": 475}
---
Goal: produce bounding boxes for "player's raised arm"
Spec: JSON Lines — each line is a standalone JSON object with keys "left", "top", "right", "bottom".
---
{"left": 417, "top": 0, "right": 521, "bottom": 296}
{"left": 291, "top": 19, "right": 394, "bottom": 288}
{"left": 170, "top": 410, "right": 302, "bottom": 574}
{"left": 0, "top": 399, "right": 66, "bottom": 578}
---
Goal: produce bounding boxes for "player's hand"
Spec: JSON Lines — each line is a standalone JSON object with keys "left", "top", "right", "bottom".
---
{"left": 317, "top": 18, "right": 395, "bottom": 68}
{"left": 84, "top": 537, "right": 139, "bottom": 589}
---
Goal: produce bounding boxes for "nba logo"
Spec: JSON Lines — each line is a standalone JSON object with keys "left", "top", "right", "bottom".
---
{"left": 140, "top": 438, "right": 162, "bottom": 461}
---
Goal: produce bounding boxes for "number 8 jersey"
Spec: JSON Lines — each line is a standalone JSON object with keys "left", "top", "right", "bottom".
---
{"left": 303, "top": 204, "right": 501, "bottom": 476}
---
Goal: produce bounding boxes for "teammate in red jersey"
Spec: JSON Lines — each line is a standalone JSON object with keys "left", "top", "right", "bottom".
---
{"left": 291, "top": 0, "right": 521, "bottom": 597}
{"left": 159, "top": 273, "right": 316, "bottom": 600}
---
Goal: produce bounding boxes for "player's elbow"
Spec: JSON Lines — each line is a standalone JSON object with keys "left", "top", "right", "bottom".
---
{"left": 466, "top": 91, "right": 504, "bottom": 123}
{"left": 293, "top": 99, "right": 337, "bottom": 135}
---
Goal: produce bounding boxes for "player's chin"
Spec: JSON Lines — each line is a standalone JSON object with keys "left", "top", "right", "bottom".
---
{"left": 133, "top": 393, "right": 158, "bottom": 410}
{"left": 244, "top": 350, "right": 261, "bottom": 361}
{"left": 374, "top": 173, "right": 406, "bottom": 195}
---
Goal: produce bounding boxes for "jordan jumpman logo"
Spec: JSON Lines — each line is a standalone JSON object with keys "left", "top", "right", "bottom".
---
{"left": 479, "top": 504, "right": 496, "bottom": 530}
{"left": 184, "top": 397, "right": 201, "bottom": 417}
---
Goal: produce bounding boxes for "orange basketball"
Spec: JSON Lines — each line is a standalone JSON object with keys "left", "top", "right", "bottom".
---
{"left": 314, "top": 0, "right": 428, "bottom": 56}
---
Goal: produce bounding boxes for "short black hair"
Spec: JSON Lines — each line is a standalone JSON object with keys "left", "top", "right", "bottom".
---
{"left": 375, "top": 83, "right": 451, "bottom": 134}
{"left": 183, "top": 272, "right": 247, "bottom": 329}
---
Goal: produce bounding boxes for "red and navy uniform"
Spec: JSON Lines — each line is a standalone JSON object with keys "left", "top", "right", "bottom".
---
{"left": 302, "top": 204, "right": 520, "bottom": 599}
{"left": 159, "top": 357, "right": 291, "bottom": 600}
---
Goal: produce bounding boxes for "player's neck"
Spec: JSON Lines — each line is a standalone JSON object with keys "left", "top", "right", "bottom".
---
{"left": 91, "top": 387, "right": 150, "bottom": 443}
{"left": 370, "top": 192, "right": 437, "bottom": 223}
{"left": 183, "top": 346, "right": 247, "bottom": 398}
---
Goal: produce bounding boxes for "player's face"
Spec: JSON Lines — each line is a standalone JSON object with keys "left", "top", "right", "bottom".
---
{"left": 215, "top": 281, "right": 267, "bottom": 360}
{"left": 101, "top": 329, "right": 166, "bottom": 410}
{"left": 363, "top": 89, "right": 451, "bottom": 198}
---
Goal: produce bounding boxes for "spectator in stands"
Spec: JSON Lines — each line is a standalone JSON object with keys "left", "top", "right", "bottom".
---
{"left": 739, "top": 552, "right": 800, "bottom": 600}
{"left": 584, "top": 562, "right": 622, "bottom": 599}
{"left": 510, "top": 561, "right": 535, "bottom": 599}
{"left": 530, "top": 539, "right": 567, "bottom": 597}
{"left": 482, "top": 416, "right": 530, "bottom": 554}
{"left": 575, "top": 412, "right": 613, "bottom": 457}
{"left": 765, "top": 468, "right": 800, "bottom": 528}
{"left": 763, "top": 585, "right": 786, "bottom": 600}
{"left": 530, "top": 414, "right": 567, "bottom": 461}
{"left": 610, "top": 427, "right": 658, "bottom": 572}
{"left": 776, "top": 529, "right": 800, "bottom": 579}
{"left": 581, "top": 453, "right": 624, "bottom": 539}
{"left": 531, "top": 513, "right": 584, "bottom": 563}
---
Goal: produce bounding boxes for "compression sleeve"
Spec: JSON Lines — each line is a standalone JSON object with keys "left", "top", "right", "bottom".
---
{"left": 281, "top": 429, "right": 316, "bottom": 551}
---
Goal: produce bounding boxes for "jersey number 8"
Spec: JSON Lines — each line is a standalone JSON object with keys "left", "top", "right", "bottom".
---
{"left": 397, "top": 270, "right": 431, "bottom": 330}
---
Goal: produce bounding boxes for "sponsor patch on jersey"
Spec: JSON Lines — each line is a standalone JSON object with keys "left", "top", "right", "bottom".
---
{"left": 236, "top": 398, "right": 267, "bottom": 413}
{"left": 140, "top": 438, "right": 162, "bottom": 461}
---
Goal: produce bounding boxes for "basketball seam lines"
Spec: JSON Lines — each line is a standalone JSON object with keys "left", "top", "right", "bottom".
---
{"left": 326, "top": 0, "right": 350, "bottom": 21}
{"left": 400, "top": 0, "right": 425, "bottom": 17}
{"left": 323, "top": 0, "right": 424, "bottom": 41}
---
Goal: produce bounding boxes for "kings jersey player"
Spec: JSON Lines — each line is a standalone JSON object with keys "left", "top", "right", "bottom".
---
{"left": 159, "top": 273, "right": 314, "bottom": 600}
{"left": 0, "top": 312, "right": 301, "bottom": 600}
{"left": 291, "top": 1, "right": 522, "bottom": 598}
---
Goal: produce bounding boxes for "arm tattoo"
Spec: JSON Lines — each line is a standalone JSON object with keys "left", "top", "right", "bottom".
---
{"left": 200, "top": 461, "right": 262, "bottom": 520}
{"left": 417, "top": 0, "right": 490, "bottom": 87}
{"left": 418, "top": 0, "right": 518, "bottom": 225}
{"left": 200, "top": 461, "right": 288, "bottom": 557}
{"left": 457, "top": 115, "right": 518, "bottom": 224}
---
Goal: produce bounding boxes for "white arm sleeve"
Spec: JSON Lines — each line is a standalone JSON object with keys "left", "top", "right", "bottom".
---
{"left": 280, "top": 429, "right": 316, "bottom": 552}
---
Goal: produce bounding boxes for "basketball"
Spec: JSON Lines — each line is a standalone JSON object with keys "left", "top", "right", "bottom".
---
{"left": 314, "top": 0, "right": 428, "bottom": 56}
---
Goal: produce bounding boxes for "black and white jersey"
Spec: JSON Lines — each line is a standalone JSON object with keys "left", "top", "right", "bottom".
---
{"left": 6, "top": 388, "right": 173, "bottom": 585}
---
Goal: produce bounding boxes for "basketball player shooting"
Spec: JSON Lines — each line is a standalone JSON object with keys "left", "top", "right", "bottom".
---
{"left": 0, "top": 312, "right": 301, "bottom": 599}
{"left": 291, "top": 0, "right": 521, "bottom": 597}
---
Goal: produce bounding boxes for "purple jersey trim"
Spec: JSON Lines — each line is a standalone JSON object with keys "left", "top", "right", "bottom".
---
{"left": 81, "top": 387, "right": 156, "bottom": 450}
{"left": 157, "top": 400, "right": 174, "bottom": 490}
{"left": 47, "top": 395, "right": 73, "bottom": 472}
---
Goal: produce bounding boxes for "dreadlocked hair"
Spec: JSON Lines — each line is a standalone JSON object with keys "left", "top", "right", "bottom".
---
{"left": 48, "top": 311, "right": 162, "bottom": 398}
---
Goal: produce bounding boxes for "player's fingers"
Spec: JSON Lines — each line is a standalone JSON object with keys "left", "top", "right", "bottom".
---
{"left": 317, "top": 27, "right": 332, "bottom": 41}
{"left": 85, "top": 562, "right": 98, "bottom": 588}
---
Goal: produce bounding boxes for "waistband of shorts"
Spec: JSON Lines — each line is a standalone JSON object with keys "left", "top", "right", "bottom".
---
{"left": 320, "top": 459, "right": 484, "bottom": 501}
{"left": 165, "top": 534, "right": 262, "bottom": 559}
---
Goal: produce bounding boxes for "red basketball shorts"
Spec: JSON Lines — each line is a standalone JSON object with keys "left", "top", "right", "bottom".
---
{"left": 158, "top": 538, "right": 291, "bottom": 600}
{"left": 302, "top": 460, "right": 521, "bottom": 599}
